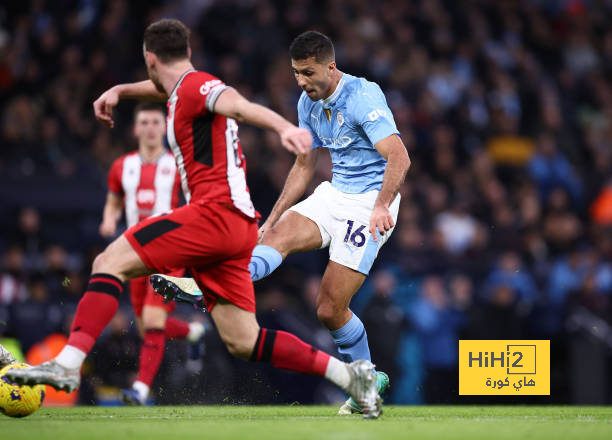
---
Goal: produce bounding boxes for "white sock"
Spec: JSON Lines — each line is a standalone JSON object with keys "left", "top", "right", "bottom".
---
{"left": 187, "top": 322, "right": 205, "bottom": 343}
{"left": 55, "top": 345, "right": 87, "bottom": 370}
{"left": 132, "top": 380, "right": 150, "bottom": 401}
{"left": 324, "top": 357, "right": 351, "bottom": 390}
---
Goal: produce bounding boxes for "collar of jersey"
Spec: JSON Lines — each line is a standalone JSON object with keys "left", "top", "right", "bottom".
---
{"left": 169, "top": 69, "right": 197, "bottom": 98}
{"left": 321, "top": 74, "right": 345, "bottom": 107}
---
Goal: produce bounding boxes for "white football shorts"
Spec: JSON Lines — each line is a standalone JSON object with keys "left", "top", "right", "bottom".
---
{"left": 289, "top": 181, "right": 400, "bottom": 275}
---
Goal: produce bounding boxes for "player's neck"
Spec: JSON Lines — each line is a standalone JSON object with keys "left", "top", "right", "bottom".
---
{"left": 139, "top": 144, "right": 164, "bottom": 162}
{"left": 158, "top": 60, "right": 195, "bottom": 95}
{"left": 322, "top": 70, "right": 343, "bottom": 101}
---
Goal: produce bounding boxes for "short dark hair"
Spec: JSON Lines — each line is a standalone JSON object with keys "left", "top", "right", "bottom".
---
{"left": 134, "top": 102, "right": 165, "bottom": 118}
{"left": 143, "top": 19, "right": 190, "bottom": 62}
{"left": 290, "top": 31, "right": 335, "bottom": 63}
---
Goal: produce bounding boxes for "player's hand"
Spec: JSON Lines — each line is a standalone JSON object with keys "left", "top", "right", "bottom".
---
{"left": 279, "top": 126, "right": 312, "bottom": 155}
{"left": 93, "top": 87, "right": 120, "bottom": 128}
{"left": 257, "top": 225, "right": 267, "bottom": 243}
{"left": 99, "top": 220, "right": 117, "bottom": 238}
{"left": 369, "top": 203, "right": 394, "bottom": 243}
{"left": 257, "top": 220, "right": 273, "bottom": 243}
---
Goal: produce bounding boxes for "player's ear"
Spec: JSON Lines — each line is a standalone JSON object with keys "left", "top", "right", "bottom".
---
{"left": 328, "top": 61, "right": 336, "bottom": 73}
{"left": 144, "top": 50, "right": 156, "bottom": 68}
{"left": 187, "top": 46, "right": 192, "bottom": 59}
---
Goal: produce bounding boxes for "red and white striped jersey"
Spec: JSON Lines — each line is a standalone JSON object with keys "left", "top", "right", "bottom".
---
{"left": 108, "top": 150, "right": 181, "bottom": 227}
{"left": 166, "top": 69, "right": 258, "bottom": 219}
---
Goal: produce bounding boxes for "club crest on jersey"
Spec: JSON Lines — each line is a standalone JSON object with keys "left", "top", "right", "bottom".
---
{"left": 337, "top": 111, "right": 344, "bottom": 126}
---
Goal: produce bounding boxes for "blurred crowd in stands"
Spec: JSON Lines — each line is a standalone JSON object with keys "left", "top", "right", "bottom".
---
{"left": 1, "top": 0, "right": 612, "bottom": 405}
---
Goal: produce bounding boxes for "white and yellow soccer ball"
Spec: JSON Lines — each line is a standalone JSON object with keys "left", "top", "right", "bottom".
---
{"left": 0, "top": 363, "right": 45, "bottom": 417}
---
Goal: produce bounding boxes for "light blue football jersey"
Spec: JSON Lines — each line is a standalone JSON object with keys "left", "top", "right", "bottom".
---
{"left": 297, "top": 73, "right": 399, "bottom": 194}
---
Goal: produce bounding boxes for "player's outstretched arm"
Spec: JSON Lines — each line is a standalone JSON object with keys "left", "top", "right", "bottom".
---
{"left": 93, "top": 80, "right": 167, "bottom": 128}
{"left": 213, "top": 88, "right": 311, "bottom": 155}
{"left": 370, "top": 134, "right": 411, "bottom": 242}
{"left": 259, "top": 149, "right": 319, "bottom": 238}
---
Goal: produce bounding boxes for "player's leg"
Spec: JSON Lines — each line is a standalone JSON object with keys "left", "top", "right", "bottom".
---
{"left": 316, "top": 261, "right": 389, "bottom": 414}
{"left": 6, "top": 235, "right": 151, "bottom": 390}
{"left": 124, "top": 277, "right": 205, "bottom": 405}
{"left": 209, "top": 298, "right": 381, "bottom": 418}
{"left": 6, "top": 205, "right": 210, "bottom": 391}
{"left": 323, "top": 190, "right": 401, "bottom": 413}
{"left": 317, "top": 261, "right": 369, "bottom": 361}
{"left": 250, "top": 183, "right": 333, "bottom": 280}
{"left": 249, "top": 210, "right": 323, "bottom": 280}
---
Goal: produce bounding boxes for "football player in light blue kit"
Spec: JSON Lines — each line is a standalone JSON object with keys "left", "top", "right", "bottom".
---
{"left": 152, "top": 31, "right": 410, "bottom": 414}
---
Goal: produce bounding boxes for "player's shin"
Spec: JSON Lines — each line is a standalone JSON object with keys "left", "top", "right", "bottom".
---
{"left": 329, "top": 313, "right": 372, "bottom": 363}
{"left": 247, "top": 328, "right": 379, "bottom": 417}
{"left": 134, "top": 329, "right": 166, "bottom": 397}
{"left": 248, "top": 328, "right": 349, "bottom": 387}
{"left": 56, "top": 273, "right": 123, "bottom": 369}
{"left": 249, "top": 329, "right": 331, "bottom": 376}
{"left": 248, "top": 245, "right": 283, "bottom": 281}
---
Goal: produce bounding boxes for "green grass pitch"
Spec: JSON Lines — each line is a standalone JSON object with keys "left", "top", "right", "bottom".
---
{"left": 1, "top": 406, "right": 611, "bottom": 440}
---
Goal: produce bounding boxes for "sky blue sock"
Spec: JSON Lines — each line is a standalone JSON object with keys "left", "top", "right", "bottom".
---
{"left": 249, "top": 244, "right": 283, "bottom": 281}
{"left": 329, "top": 313, "right": 372, "bottom": 363}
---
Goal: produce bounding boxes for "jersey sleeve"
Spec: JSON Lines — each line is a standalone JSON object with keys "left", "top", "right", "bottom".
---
{"left": 349, "top": 82, "right": 399, "bottom": 147}
{"left": 297, "top": 93, "right": 322, "bottom": 149}
{"left": 107, "top": 157, "right": 124, "bottom": 196}
{"left": 190, "top": 73, "right": 231, "bottom": 114}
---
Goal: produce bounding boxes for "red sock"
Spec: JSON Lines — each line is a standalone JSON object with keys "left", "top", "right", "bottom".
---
{"left": 250, "top": 329, "right": 330, "bottom": 376}
{"left": 164, "top": 317, "right": 189, "bottom": 339}
{"left": 67, "top": 273, "right": 122, "bottom": 354}
{"left": 136, "top": 329, "right": 166, "bottom": 387}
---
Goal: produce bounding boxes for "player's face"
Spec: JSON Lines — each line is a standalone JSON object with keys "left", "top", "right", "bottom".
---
{"left": 291, "top": 57, "right": 336, "bottom": 101}
{"left": 134, "top": 111, "right": 166, "bottom": 147}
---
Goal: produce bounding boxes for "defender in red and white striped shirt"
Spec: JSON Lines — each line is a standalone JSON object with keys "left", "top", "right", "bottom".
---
{"left": 99, "top": 103, "right": 204, "bottom": 405}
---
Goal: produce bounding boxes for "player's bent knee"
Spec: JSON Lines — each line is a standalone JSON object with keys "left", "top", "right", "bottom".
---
{"left": 91, "top": 251, "right": 111, "bottom": 273}
{"left": 260, "top": 227, "right": 286, "bottom": 255}
{"left": 218, "top": 327, "right": 259, "bottom": 360}
{"left": 224, "top": 339, "right": 254, "bottom": 360}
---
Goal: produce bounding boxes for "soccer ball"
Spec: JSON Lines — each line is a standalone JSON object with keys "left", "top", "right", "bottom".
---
{"left": 0, "top": 363, "right": 45, "bottom": 417}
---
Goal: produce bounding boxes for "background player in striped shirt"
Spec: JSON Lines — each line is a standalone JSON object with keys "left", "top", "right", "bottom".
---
{"left": 99, "top": 103, "right": 205, "bottom": 405}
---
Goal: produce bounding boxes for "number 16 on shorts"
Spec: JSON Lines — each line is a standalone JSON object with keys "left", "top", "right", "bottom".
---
{"left": 344, "top": 220, "right": 367, "bottom": 247}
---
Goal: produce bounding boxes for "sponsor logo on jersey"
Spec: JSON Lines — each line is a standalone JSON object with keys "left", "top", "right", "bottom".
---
{"left": 136, "top": 188, "right": 156, "bottom": 204}
{"left": 200, "top": 79, "right": 223, "bottom": 96}
{"left": 367, "top": 109, "right": 387, "bottom": 121}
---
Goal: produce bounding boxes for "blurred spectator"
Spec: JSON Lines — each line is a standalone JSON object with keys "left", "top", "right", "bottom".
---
{"left": 0, "top": 245, "right": 28, "bottom": 305}
{"left": 482, "top": 251, "right": 538, "bottom": 306}
{"left": 410, "top": 275, "right": 464, "bottom": 403}
{"left": 527, "top": 132, "right": 583, "bottom": 205}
